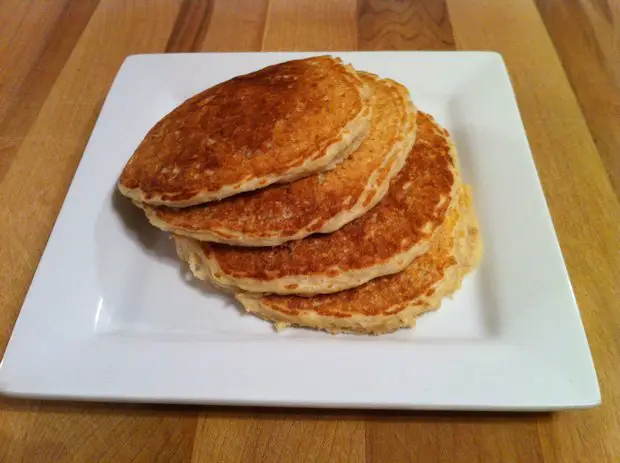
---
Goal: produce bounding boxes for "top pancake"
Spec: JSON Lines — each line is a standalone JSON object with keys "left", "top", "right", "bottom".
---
{"left": 173, "top": 112, "right": 460, "bottom": 295}
{"left": 142, "top": 73, "right": 416, "bottom": 246}
{"left": 118, "top": 56, "right": 372, "bottom": 207}
{"left": 236, "top": 185, "right": 482, "bottom": 335}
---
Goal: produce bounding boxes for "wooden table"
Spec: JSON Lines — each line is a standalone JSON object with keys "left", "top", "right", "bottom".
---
{"left": 1, "top": 0, "right": 618, "bottom": 461}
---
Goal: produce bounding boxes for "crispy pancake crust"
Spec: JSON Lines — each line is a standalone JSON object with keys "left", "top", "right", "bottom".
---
{"left": 118, "top": 56, "right": 372, "bottom": 207}
{"left": 236, "top": 186, "right": 482, "bottom": 335}
{"left": 143, "top": 73, "right": 417, "bottom": 246}
{"left": 175, "top": 112, "right": 460, "bottom": 295}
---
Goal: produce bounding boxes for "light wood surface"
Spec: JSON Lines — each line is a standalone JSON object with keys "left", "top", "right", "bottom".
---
{"left": 535, "top": 0, "right": 620, "bottom": 199}
{"left": 0, "top": 0, "right": 618, "bottom": 461}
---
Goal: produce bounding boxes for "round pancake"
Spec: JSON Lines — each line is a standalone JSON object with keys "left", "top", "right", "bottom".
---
{"left": 174, "top": 112, "right": 460, "bottom": 295}
{"left": 118, "top": 56, "right": 372, "bottom": 207}
{"left": 236, "top": 186, "right": 482, "bottom": 335}
{"left": 142, "top": 73, "right": 417, "bottom": 246}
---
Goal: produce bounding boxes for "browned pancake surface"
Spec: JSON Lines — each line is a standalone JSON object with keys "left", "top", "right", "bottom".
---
{"left": 119, "top": 56, "right": 369, "bottom": 206}
{"left": 238, "top": 186, "right": 483, "bottom": 334}
{"left": 144, "top": 73, "right": 415, "bottom": 245}
{"left": 203, "top": 112, "right": 455, "bottom": 282}
{"left": 255, "top": 201, "right": 460, "bottom": 319}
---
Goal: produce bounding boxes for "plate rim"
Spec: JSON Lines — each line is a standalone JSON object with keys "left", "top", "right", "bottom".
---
{"left": 0, "top": 51, "right": 600, "bottom": 410}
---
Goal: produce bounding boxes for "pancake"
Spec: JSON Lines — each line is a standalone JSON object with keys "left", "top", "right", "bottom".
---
{"left": 236, "top": 186, "right": 482, "bottom": 335}
{"left": 174, "top": 112, "right": 459, "bottom": 295}
{"left": 142, "top": 73, "right": 417, "bottom": 246}
{"left": 118, "top": 56, "right": 372, "bottom": 207}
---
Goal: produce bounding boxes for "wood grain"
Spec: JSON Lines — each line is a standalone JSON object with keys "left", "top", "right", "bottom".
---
{"left": 358, "top": 0, "right": 455, "bottom": 50}
{"left": 0, "top": 0, "right": 619, "bottom": 461}
{"left": 0, "top": 0, "right": 184, "bottom": 351}
{"left": 367, "top": 412, "right": 550, "bottom": 462}
{"left": 447, "top": 1, "right": 620, "bottom": 461}
{"left": 262, "top": 0, "right": 358, "bottom": 50}
{"left": 0, "top": 401, "right": 196, "bottom": 462}
{"left": 200, "top": 0, "right": 269, "bottom": 51}
{"left": 0, "top": 0, "right": 100, "bottom": 181}
{"left": 0, "top": 0, "right": 69, "bottom": 122}
{"left": 536, "top": 0, "right": 620, "bottom": 200}
{"left": 0, "top": 1, "right": 199, "bottom": 462}
{"left": 166, "top": 0, "right": 214, "bottom": 52}
{"left": 192, "top": 409, "right": 365, "bottom": 463}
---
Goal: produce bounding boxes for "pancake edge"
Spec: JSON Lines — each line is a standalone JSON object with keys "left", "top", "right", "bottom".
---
{"left": 236, "top": 185, "right": 483, "bottom": 335}
{"left": 144, "top": 85, "right": 417, "bottom": 246}
{"left": 172, "top": 115, "right": 462, "bottom": 295}
{"left": 118, "top": 62, "right": 373, "bottom": 207}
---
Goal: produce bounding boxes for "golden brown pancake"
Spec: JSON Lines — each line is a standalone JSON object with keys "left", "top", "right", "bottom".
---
{"left": 174, "top": 112, "right": 460, "bottom": 295}
{"left": 118, "top": 56, "right": 372, "bottom": 207}
{"left": 236, "top": 186, "right": 482, "bottom": 335}
{"left": 142, "top": 73, "right": 416, "bottom": 246}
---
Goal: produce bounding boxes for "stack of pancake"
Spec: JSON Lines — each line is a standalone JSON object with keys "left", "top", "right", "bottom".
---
{"left": 118, "top": 56, "right": 482, "bottom": 335}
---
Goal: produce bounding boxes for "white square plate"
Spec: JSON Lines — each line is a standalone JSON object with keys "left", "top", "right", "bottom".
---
{"left": 0, "top": 52, "right": 600, "bottom": 410}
